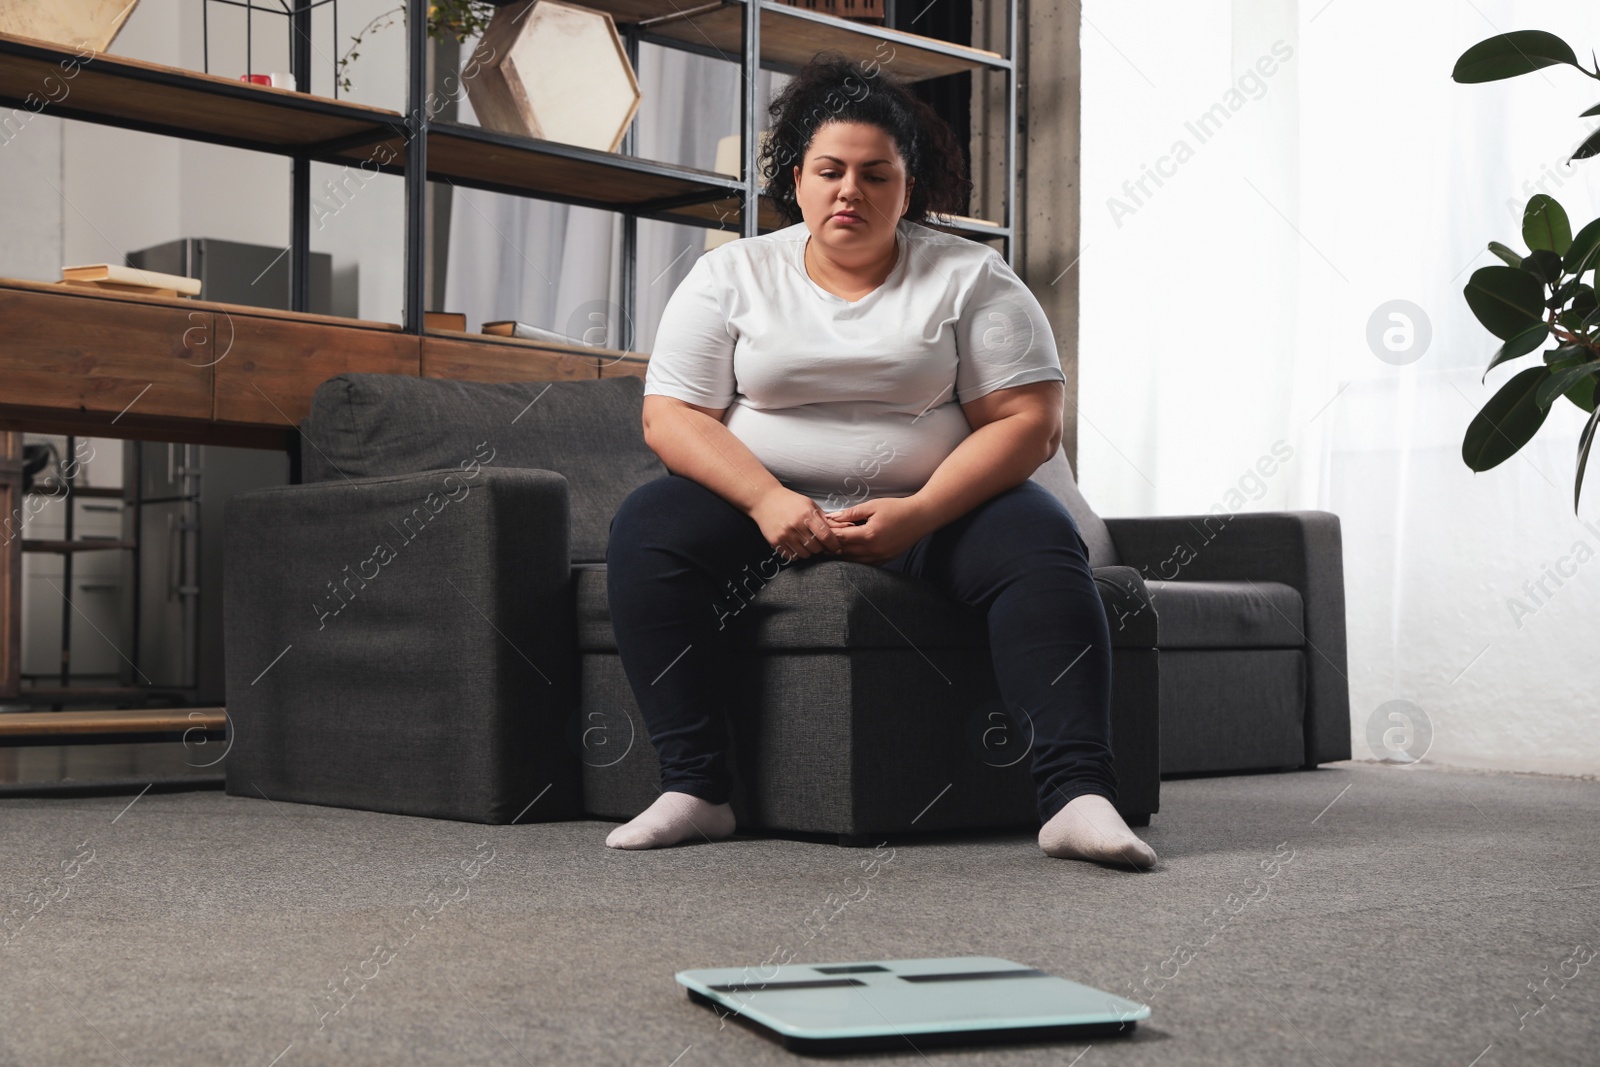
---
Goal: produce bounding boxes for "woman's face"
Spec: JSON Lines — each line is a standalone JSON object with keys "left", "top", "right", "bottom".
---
{"left": 791, "top": 120, "right": 914, "bottom": 253}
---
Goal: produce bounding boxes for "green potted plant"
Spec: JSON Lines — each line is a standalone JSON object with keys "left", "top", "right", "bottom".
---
{"left": 1454, "top": 31, "right": 1600, "bottom": 512}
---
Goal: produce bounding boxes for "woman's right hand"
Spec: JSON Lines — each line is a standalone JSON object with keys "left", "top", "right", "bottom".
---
{"left": 750, "top": 486, "right": 845, "bottom": 560}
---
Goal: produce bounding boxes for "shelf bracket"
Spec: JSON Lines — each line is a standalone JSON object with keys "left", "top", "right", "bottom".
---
{"left": 402, "top": 0, "right": 429, "bottom": 334}
{"left": 741, "top": 0, "right": 761, "bottom": 239}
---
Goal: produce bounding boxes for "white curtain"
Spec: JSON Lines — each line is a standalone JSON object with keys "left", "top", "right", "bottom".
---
{"left": 444, "top": 42, "right": 786, "bottom": 345}
{"left": 1081, "top": 0, "right": 1600, "bottom": 775}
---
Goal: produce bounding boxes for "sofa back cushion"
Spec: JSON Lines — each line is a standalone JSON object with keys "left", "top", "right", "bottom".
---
{"left": 301, "top": 373, "right": 1117, "bottom": 569}
{"left": 302, "top": 373, "right": 666, "bottom": 563}
{"left": 1028, "top": 446, "right": 1118, "bottom": 569}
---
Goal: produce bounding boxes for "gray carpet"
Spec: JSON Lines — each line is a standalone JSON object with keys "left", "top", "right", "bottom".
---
{"left": 0, "top": 762, "right": 1596, "bottom": 1066}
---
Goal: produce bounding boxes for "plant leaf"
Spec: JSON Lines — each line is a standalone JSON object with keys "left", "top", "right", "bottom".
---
{"left": 1574, "top": 126, "right": 1600, "bottom": 161}
{"left": 1573, "top": 284, "right": 1598, "bottom": 316}
{"left": 1522, "top": 248, "right": 1565, "bottom": 285}
{"left": 1463, "top": 367, "right": 1555, "bottom": 471}
{"left": 1524, "top": 195, "right": 1573, "bottom": 255}
{"left": 1483, "top": 323, "right": 1550, "bottom": 381}
{"left": 1535, "top": 361, "right": 1600, "bottom": 408}
{"left": 1465, "top": 265, "right": 1547, "bottom": 339}
{"left": 1453, "top": 31, "right": 1581, "bottom": 83}
{"left": 1565, "top": 218, "right": 1600, "bottom": 275}
{"left": 1577, "top": 402, "right": 1600, "bottom": 511}
{"left": 1550, "top": 277, "right": 1586, "bottom": 309}
{"left": 1548, "top": 346, "right": 1600, "bottom": 412}
{"left": 1584, "top": 102, "right": 1600, "bottom": 118}
{"left": 1488, "top": 241, "right": 1524, "bottom": 267}
{"left": 1567, "top": 374, "right": 1599, "bottom": 414}
{"left": 1546, "top": 344, "right": 1593, "bottom": 365}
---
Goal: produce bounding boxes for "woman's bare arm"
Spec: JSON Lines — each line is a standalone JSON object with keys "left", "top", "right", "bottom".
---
{"left": 908, "top": 380, "right": 1065, "bottom": 531}
{"left": 641, "top": 394, "right": 780, "bottom": 514}
{"left": 640, "top": 394, "right": 843, "bottom": 556}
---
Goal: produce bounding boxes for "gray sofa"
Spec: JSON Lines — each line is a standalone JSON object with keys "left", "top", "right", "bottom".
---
{"left": 223, "top": 373, "right": 1348, "bottom": 841}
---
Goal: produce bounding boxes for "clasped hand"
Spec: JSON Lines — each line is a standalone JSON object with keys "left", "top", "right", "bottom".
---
{"left": 751, "top": 487, "right": 926, "bottom": 567}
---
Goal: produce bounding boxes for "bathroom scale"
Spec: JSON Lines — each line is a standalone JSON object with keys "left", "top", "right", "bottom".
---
{"left": 676, "top": 955, "right": 1150, "bottom": 1054}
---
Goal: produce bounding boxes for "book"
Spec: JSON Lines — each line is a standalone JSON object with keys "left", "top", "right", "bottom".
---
{"left": 61, "top": 263, "right": 202, "bottom": 296}
{"left": 56, "top": 279, "right": 187, "bottom": 299}
{"left": 425, "top": 311, "right": 467, "bottom": 331}
{"left": 481, "top": 320, "right": 588, "bottom": 346}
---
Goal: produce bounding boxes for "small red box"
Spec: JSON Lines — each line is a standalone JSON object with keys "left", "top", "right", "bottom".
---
{"left": 239, "top": 74, "right": 271, "bottom": 86}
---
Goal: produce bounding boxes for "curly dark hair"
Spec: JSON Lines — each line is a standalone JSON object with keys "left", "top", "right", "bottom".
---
{"left": 760, "top": 51, "right": 973, "bottom": 227}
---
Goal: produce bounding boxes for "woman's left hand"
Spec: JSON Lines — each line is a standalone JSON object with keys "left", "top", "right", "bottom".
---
{"left": 821, "top": 497, "right": 930, "bottom": 566}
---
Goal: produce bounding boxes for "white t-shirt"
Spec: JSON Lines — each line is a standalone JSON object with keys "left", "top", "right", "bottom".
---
{"left": 644, "top": 216, "right": 1066, "bottom": 512}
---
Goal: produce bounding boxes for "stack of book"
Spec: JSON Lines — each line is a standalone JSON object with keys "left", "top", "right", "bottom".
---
{"left": 773, "top": 0, "right": 885, "bottom": 21}
{"left": 425, "top": 311, "right": 467, "bottom": 331}
{"left": 57, "top": 263, "right": 202, "bottom": 299}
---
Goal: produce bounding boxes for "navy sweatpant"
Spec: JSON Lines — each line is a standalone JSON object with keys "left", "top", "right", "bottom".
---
{"left": 604, "top": 474, "right": 1117, "bottom": 825}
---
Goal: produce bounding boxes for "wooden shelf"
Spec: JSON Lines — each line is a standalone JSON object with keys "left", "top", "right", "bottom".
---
{"left": 8, "top": 277, "right": 403, "bottom": 331}
{"left": 21, "top": 540, "right": 135, "bottom": 553}
{"left": 422, "top": 328, "right": 639, "bottom": 383}
{"left": 0, "top": 277, "right": 649, "bottom": 441}
{"left": 411, "top": 126, "right": 1004, "bottom": 238}
{"left": 0, "top": 27, "right": 1006, "bottom": 242}
{"left": 0, "top": 707, "right": 226, "bottom": 746}
{"left": 594, "top": 0, "right": 1009, "bottom": 80}
{"left": 0, "top": 31, "right": 401, "bottom": 160}
{"left": 409, "top": 121, "right": 746, "bottom": 230}
{"left": 24, "top": 486, "right": 122, "bottom": 498}
{"left": 0, "top": 31, "right": 740, "bottom": 231}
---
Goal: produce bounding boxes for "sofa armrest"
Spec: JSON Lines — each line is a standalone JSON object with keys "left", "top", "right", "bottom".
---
{"left": 1090, "top": 565, "right": 1158, "bottom": 648}
{"left": 223, "top": 466, "right": 582, "bottom": 822}
{"left": 1101, "top": 511, "right": 1350, "bottom": 766}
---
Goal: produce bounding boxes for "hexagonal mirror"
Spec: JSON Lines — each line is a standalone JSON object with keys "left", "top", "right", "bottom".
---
{"left": 465, "top": 0, "right": 641, "bottom": 153}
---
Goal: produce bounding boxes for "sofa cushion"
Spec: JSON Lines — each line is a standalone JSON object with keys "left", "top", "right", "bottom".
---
{"left": 1028, "top": 446, "right": 1118, "bottom": 569}
{"left": 573, "top": 561, "right": 1157, "bottom": 651}
{"left": 301, "top": 374, "right": 666, "bottom": 563}
{"left": 1159, "top": 650, "right": 1306, "bottom": 773}
{"left": 1142, "top": 579, "right": 1304, "bottom": 648}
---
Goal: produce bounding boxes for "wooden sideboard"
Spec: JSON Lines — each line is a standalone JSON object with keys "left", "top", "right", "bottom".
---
{"left": 0, "top": 277, "right": 649, "bottom": 704}
{"left": 0, "top": 277, "right": 649, "bottom": 450}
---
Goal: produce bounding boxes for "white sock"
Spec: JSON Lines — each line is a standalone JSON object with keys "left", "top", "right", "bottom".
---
{"left": 1038, "top": 793, "right": 1156, "bottom": 869}
{"left": 605, "top": 790, "right": 736, "bottom": 850}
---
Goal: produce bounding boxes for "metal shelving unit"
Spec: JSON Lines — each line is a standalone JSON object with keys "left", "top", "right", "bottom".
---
{"left": 15, "top": 439, "right": 147, "bottom": 710}
{"left": 0, "top": 0, "right": 1015, "bottom": 343}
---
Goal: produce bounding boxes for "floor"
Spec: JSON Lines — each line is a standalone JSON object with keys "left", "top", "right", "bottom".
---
{"left": 0, "top": 761, "right": 1595, "bottom": 1066}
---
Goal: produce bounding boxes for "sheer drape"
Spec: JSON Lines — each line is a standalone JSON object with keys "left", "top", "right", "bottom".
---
{"left": 1082, "top": 0, "right": 1600, "bottom": 774}
{"left": 444, "top": 44, "right": 785, "bottom": 346}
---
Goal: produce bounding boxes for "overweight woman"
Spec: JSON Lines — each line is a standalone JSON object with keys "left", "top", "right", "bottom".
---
{"left": 603, "top": 54, "right": 1155, "bottom": 870}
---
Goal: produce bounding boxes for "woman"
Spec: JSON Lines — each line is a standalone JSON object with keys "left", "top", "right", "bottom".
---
{"left": 603, "top": 53, "right": 1155, "bottom": 869}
